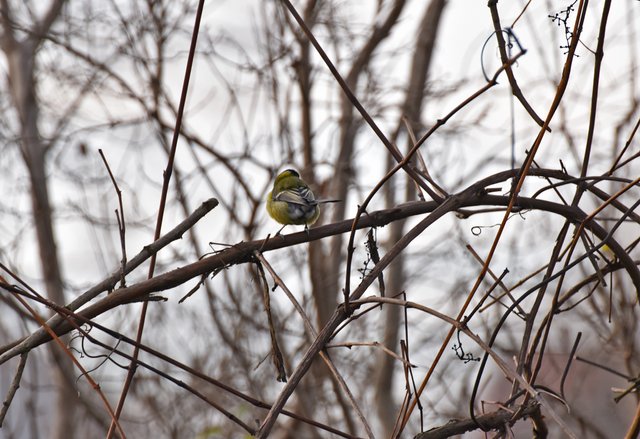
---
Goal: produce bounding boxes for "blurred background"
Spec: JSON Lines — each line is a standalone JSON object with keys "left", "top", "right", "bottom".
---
{"left": 0, "top": 0, "right": 639, "bottom": 438}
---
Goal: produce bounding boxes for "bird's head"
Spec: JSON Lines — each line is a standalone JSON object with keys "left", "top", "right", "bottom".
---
{"left": 274, "top": 169, "right": 300, "bottom": 184}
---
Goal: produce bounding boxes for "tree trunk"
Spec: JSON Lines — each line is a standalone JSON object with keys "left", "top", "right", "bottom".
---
{"left": 3, "top": 20, "right": 76, "bottom": 439}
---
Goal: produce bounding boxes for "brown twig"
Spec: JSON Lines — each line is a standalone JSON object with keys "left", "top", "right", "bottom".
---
{"left": 5, "top": 174, "right": 639, "bottom": 364}
{"left": 351, "top": 296, "right": 576, "bottom": 437}
{"left": 487, "top": 0, "right": 549, "bottom": 131}
{"left": 625, "top": 400, "right": 640, "bottom": 439}
{"left": 254, "top": 251, "right": 374, "bottom": 438}
{"left": 253, "top": 258, "right": 288, "bottom": 382}
{"left": 107, "top": 1, "right": 207, "bottom": 432}
{"left": 341, "top": 46, "right": 528, "bottom": 308}
{"left": 0, "top": 197, "right": 218, "bottom": 362}
{"left": 465, "top": 244, "right": 525, "bottom": 316}
{"left": 99, "top": 149, "right": 127, "bottom": 288}
{"left": 0, "top": 352, "right": 28, "bottom": 427}
{"left": 560, "top": 332, "right": 582, "bottom": 399}
{"left": 8, "top": 287, "right": 127, "bottom": 438}
{"left": 400, "top": 0, "right": 590, "bottom": 430}
{"left": 6, "top": 283, "right": 257, "bottom": 436}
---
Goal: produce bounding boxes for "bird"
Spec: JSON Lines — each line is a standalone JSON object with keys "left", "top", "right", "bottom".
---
{"left": 266, "top": 169, "right": 338, "bottom": 234}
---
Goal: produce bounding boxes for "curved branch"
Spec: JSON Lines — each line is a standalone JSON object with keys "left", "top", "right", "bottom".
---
{"left": 2, "top": 171, "right": 638, "bottom": 439}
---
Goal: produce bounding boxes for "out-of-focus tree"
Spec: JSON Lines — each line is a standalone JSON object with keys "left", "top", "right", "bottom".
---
{"left": 1, "top": 1, "right": 75, "bottom": 438}
{"left": 1, "top": 1, "right": 639, "bottom": 438}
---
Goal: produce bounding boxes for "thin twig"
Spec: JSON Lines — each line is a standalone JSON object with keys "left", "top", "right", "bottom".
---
{"left": 327, "top": 341, "right": 416, "bottom": 368}
{"left": 352, "top": 296, "right": 578, "bottom": 438}
{"left": 341, "top": 46, "right": 528, "bottom": 309}
{"left": 0, "top": 197, "right": 218, "bottom": 364}
{"left": 253, "top": 258, "right": 287, "bottom": 382}
{"left": 108, "top": 1, "right": 208, "bottom": 432}
{"left": 400, "top": 1, "right": 589, "bottom": 430}
{"left": 9, "top": 287, "right": 127, "bottom": 438}
{"left": 99, "top": 149, "right": 128, "bottom": 288}
{"left": 5, "top": 180, "right": 639, "bottom": 363}
{"left": 487, "top": 1, "right": 548, "bottom": 130}
{"left": 254, "top": 251, "right": 374, "bottom": 438}
{"left": 466, "top": 244, "right": 525, "bottom": 316}
{"left": 560, "top": 332, "right": 582, "bottom": 399}
{"left": 5, "top": 282, "right": 356, "bottom": 438}
{"left": 0, "top": 352, "right": 28, "bottom": 427}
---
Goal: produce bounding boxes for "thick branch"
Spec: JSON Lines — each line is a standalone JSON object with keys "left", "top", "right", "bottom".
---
{"left": 414, "top": 402, "right": 540, "bottom": 439}
{"left": 2, "top": 170, "right": 638, "bottom": 370}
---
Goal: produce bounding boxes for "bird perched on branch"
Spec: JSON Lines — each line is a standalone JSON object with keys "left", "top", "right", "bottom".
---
{"left": 266, "top": 169, "right": 339, "bottom": 234}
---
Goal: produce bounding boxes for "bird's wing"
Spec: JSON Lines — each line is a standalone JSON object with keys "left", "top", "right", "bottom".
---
{"left": 273, "top": 187, "right": 317, "bottom": 206}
